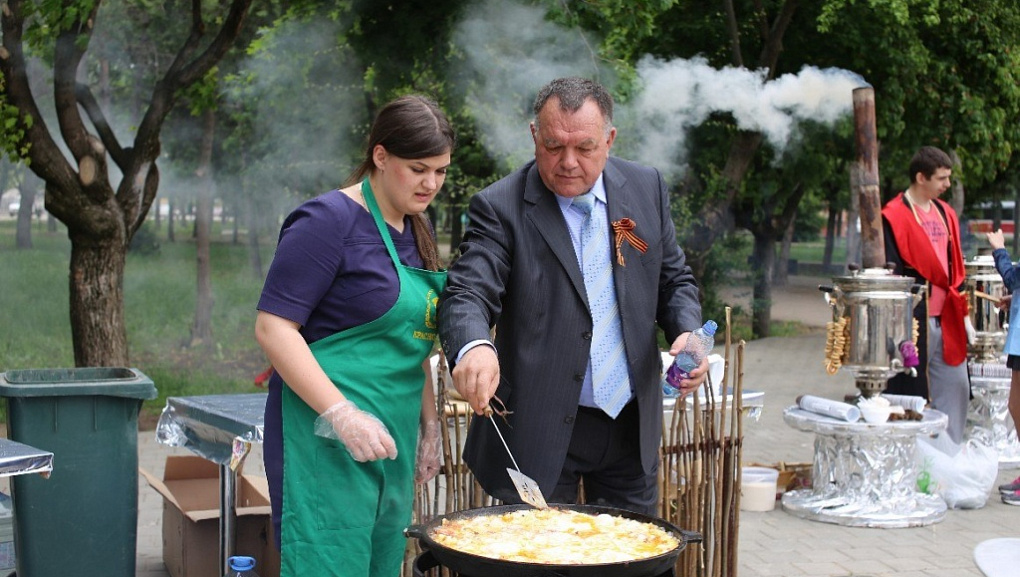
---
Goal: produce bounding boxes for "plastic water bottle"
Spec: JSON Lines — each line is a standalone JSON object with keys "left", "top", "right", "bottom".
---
{"left": 224, "top": 556, "right": 260, "bottom": 577}
{"left": 664, "top": 320, "right": 718, "bottom": 394}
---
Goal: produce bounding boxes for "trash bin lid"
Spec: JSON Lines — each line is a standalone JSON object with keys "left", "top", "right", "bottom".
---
{"left": 0, "top": 367, "right": 157, "bottom": 399}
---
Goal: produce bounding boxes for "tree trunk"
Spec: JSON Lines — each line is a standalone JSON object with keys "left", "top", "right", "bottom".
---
{"left": 774, "top": 213, "right": 795, "bottom": 286}
{"left": 450, "top": 201, "right": 465, "bottom": 257}
{"left": 231, "top": 200, "right": 240, "bottom": 244}
{"left": 751, "top": 233, "right": 776, "bottom": 338}
{"left": 949, "top": 150, "right": 965, "bottom": 216}
{"left": 15, "top": 174, "right": 38, "bottom": 249}
{"left": 246, "top": 198, "right": 264, "bottom": 279}
{"left": 241, "top": 150, "right": 264, "bottom": 279}
{"left": 685, "top": 131, "right": 764, "bottom": 279}
{"left": 168, "top": 199, "right": 176, "bottom": 243}
{"left": 69, "top": 236, "right": 129, "bottom": 366}
{"left": 190, "top": 109, "right": 216, "bottom": 347}
{"left": 823, "top": 204, "right": 837, "bottom": 271}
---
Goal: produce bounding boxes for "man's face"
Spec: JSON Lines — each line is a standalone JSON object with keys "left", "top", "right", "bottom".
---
{"left": 531, "top": 97, "right": 616, "bottom": 198}
{"left": 917, "top": 167, "right": 952, "bottom": 200}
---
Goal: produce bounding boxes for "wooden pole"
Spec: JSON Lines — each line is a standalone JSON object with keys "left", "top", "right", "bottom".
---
{"left": 852, "top": 86, "right": 886, "bottom": 269}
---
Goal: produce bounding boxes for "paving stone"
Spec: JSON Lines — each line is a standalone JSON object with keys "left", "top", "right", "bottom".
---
{"left": 130, "top": 276, "right": 1020, "bottom": 576}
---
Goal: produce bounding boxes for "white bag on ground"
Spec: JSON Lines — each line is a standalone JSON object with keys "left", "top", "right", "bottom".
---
{"left": 915, "top": 430, "right": 998, "bottom": 509}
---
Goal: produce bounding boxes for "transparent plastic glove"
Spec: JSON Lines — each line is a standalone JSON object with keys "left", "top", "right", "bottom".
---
{"left": 414, "top": 419, "right": 443, "bottom": 484}
{"left": 314, "top": 399, "right": 398, "bottom": 462}
{"left": 964, "top": 315, "right": 976, "bottom": 345}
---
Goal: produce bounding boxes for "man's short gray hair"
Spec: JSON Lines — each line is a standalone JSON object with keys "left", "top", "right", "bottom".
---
{"left": 533, "top": 77, "right": 614, "bottom": 137}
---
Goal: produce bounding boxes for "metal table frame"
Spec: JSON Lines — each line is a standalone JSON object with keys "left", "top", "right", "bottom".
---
{"left": 155, "top": 393, "right": 265, "bottom": 575}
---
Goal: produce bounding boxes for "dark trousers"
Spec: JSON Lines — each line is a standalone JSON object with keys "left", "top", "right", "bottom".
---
{"left": 550, "top": 400, "right": 659, "bottom": 516}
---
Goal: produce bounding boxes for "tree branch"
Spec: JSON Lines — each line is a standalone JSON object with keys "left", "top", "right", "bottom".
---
{"left": 74, "top": 82, "right": 129, "bottom": 167}
{"left": 757, "top": 0, "right": 799, "bottom": 77}
{"left": 133, "top": 0, "right": 251, "bottom": 158}
{"left": 751, "top": 0, "right": 770, "bottom": 39}
{"left": 722, "top": 0, "right": 744, "bottom": 67}
{"left": 779, "top": 181, "right": 805, "bottom": 230}
{"left": 0, "top": 0, "right": 76, "bottom": 191}
{"left": 53, "top": 30, "right": 91, "bottom": 161}
{"left": 121, "top": 0, "right": 252, "bottom": 216}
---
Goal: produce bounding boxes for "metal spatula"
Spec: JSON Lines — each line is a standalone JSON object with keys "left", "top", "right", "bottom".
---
{"left": 487, "top": 414, "right": 549, "bottom": 509}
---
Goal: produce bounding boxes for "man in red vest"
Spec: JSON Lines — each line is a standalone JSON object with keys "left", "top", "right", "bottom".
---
{"left": 882, "top": 146, "right": 970, "bottom": 443}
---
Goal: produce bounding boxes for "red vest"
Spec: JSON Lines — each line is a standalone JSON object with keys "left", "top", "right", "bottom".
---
{"left": 882, "top": 193, "right": 968, "bottom": 365}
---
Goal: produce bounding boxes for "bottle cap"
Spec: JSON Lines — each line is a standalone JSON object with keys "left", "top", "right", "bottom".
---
{"left": 703, "top": 320, "right": 718, "bottom": 335}
{"left": 229, "top": 556, "right": 256, "bottom": 571}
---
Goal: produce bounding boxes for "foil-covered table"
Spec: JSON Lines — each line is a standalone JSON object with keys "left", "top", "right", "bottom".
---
{"left": 156, "top": 393, "right": 266, "bottom": 575}
{"left": 968, "top": 362, "right": 1020, "bottom": 469}
{"left": 0, "top": 438, "right": 53, "bottom": 479}
{"left": 781, "top": 406, "right": 948, "bottom": 528}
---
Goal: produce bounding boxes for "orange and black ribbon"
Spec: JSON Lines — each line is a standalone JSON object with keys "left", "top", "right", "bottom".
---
{"left": 611, "top": 218, "right": 648, "bottom": 266}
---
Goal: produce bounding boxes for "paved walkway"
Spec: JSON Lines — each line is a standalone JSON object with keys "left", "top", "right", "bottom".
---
{"left": 130, "top": 275, "right": 1019, "bottom": 577}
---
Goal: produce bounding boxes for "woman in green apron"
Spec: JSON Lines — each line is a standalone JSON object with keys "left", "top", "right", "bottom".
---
{"left": 255, "top": 95, "right": 454, "bottom": 576}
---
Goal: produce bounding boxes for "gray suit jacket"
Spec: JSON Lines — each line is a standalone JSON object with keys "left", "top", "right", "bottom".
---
{"left": 437, "top": 156, "right": 702, "bottom": 503}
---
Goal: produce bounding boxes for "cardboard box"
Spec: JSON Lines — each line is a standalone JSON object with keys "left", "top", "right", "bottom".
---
{"left": 141, "top": 455, "right": 280, "bottom": 577}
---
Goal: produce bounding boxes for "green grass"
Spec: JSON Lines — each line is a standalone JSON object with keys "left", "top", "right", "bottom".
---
{"left": 787, "top": 239, "right": 847, "bottom": 264}
{"left": 0, "top": 218, "right": 275, "bottom": 421}
{"left": 1, "top": 218, "right": 829, "bottom": 421}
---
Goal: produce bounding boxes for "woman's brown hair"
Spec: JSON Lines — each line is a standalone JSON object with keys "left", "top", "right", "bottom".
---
{"left": 344, "top": 95, "right": 455, "bottom": 272}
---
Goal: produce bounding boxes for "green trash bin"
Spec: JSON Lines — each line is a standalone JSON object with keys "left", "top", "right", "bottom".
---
{"left": 0, "top": 367, "right": 156, "bottom": 577}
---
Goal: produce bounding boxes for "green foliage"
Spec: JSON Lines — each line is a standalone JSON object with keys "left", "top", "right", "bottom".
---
{"left": 0, "top": 77, "right": 32, "bottom": 162}
{"left": 545, "top": 0, "right": 679, "bottom": 65}
{"left": 810, "top": 0, "right": 1020, "bottom": 191}
{"left": 28, "top": 0, "right": 101, "bottom": 34}
{"left": 183, "top": 68, "right": 222, "bottom": 115}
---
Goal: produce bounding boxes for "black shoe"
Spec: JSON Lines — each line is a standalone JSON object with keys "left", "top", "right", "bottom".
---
{"left": 999, "top": 476, "right": 1020, "bottom": 494}
{"left": 1002, "top": 490, "right": 1020, "bottom": 506}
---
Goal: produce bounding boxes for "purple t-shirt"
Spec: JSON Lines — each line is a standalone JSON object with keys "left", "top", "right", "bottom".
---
{"left": 259, "top": 188, "right": 424, "bottom": 548}
{"left": 257, "top": 188, "right": 423, "bottom": 343}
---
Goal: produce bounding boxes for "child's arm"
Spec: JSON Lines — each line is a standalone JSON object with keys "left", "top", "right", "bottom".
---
{"left": 988, "top": 229, "right": 1020, "bottom": 290}
{"left": 989, "top": 229, "right": 1006, "bottom": 251}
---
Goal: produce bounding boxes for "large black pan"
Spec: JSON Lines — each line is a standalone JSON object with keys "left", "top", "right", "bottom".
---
{"left": 404, "top": 503, "right": 702, "bottom": 577}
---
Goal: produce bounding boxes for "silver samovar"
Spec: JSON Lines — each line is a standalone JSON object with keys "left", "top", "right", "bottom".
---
{"left": 820, "top": 265, "right": 924, "bottom": 397}
{"left": 965, "top": 255, "right": 1008, "bottom": 363}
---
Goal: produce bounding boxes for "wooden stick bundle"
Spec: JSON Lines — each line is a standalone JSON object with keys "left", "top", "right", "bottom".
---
{"left": 671, "top": 308, "right": 745, "bottom": 577}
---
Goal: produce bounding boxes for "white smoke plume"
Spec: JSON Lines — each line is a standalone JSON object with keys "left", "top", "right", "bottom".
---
{"left": 450, "top": 0, "right": 867, "bottom": 179}
{"left": 451, "top": 0, "right": 607, "bottom": 169}
{"left": 624, "top": 56, "right": 867, "bottom": 177}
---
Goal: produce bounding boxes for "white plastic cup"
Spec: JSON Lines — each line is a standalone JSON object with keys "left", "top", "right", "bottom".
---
{"left": 740, "top": 467, "right": 779, "bottom": 512}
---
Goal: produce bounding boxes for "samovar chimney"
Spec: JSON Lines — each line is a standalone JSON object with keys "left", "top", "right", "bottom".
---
{"left": 820, "top": 87, "right": 923, "bottom": 398}
{"left": 852, "top": 86, "right": 886, "bottom": 269}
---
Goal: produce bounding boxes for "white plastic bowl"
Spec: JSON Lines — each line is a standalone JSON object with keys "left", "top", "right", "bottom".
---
{"left": 859, "top": 404, "right": 891, "bottom": 424}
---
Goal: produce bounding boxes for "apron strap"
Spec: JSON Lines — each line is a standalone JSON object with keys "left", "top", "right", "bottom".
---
{"left": 361, "top": 178, "right": 404, "bottom": 267}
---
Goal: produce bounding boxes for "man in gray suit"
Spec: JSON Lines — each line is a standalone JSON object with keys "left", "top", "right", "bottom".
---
{"left": 437, "top": 77, "right": 704, "bottom": 515}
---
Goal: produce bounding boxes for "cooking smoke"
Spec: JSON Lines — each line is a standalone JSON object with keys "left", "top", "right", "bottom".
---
{"left": 452, "top": 0, "right": 867, "bottom": 179}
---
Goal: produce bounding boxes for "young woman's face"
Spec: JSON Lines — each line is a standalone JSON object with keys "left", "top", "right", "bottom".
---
{"left": 373, "top": 145, "right": 451, "bottom": 216}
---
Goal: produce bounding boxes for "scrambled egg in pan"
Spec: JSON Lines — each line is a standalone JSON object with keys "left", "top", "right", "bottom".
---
{"left": 429, "top": 508, "right": 680, "bottom": 564}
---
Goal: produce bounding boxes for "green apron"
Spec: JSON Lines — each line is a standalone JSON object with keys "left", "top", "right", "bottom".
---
{"left": 280, "top": 179, "right": 446, "bottom": 576}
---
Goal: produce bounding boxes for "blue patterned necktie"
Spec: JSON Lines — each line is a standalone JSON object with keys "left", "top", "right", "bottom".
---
{"left": 571, "top": 193, "right": 631, "bottom": 418}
